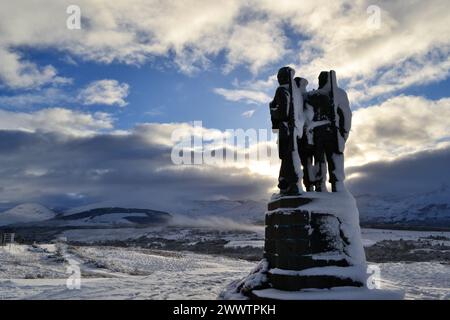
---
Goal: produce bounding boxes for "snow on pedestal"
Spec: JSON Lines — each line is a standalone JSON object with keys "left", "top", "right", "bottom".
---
{"left": 219, "top": 191, "right": 404, "bottom": 300}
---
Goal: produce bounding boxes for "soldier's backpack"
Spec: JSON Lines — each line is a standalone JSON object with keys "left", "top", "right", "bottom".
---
{"left": 269, "top": 86, "right": 290, "bottom": 130}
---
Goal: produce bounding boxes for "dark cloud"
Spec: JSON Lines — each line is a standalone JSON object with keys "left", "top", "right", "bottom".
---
{"left": 1, "top": 126, "right": 448, "bottom": 213}
{"left": 347, "top": 147, "right": 450, "bottom": 197}
{"left": 0, "top": 129, "right": 272, "bottom": 211}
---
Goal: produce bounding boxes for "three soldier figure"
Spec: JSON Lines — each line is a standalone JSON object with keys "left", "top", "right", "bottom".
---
{"left": 270, "top": 67, "right": 352, "bottom": 196}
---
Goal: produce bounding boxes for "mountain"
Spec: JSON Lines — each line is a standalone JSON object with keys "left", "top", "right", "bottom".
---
{"left": 0, "top": 203, "right": 56, "bottom": 226}
{"left": 178, "top": 199, "right": 266, "bottom": 223}
{"left": 0, "top": 204, "right": 172, "bottom": 228}
{"left": 53, "top": 207, "right": 172, "bottom": 227}
{"left": 4, "top": 187, "right": 449, "bottom": 230}
{"left": 356, "top": 185, "right": 450, "bottom": 229}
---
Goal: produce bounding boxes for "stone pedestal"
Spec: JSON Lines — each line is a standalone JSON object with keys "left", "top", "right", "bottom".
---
{"left": 219, "top": 193, "right": 404, "bottom": 300}
{"left": 263, "top": 196, "right": 362, "bottom": 292}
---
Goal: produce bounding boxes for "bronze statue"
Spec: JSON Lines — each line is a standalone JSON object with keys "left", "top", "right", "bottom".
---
{"left": 270, "top": 68, "right": 352, "bottom": 194}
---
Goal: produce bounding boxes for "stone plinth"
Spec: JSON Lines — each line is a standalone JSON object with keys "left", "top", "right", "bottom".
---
{"left": 263, "top": 196, "right": 362, "bottom": 291}
{"left": 219, "top": 193, "right": 404, "bottom": 300}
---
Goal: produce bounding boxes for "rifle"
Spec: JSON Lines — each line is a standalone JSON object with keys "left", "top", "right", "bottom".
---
{"left": 287, "top": 75, "right": 295, "bottom": 152}
{"left": 329, "top": 70, "right": 337, "bottom": 132}
{"left": 329, "top": 70, "right": 347, "bottom": 140}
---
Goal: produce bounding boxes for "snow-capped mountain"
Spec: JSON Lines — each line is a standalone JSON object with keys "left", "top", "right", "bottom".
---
{"left": 0, "top": 204, "right": 172, "bottom": 228}
{"left": 356, "top": 185, "right": 450, "bottom": 228}
{"left": 3, "top": 186, "right": 449, "bottom": 230}
{"left": 0, "top": 203, "right": 56, "bottom": 226}
{"left": 53, "top": 207, "right": 172, "bottom": 227}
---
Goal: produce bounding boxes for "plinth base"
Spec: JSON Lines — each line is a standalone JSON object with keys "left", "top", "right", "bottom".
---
{"left": 219, "top": 192, "right": 392, "bottom": 300}
{"left": 250, "top": 287, "right": 404, "bottom": 300}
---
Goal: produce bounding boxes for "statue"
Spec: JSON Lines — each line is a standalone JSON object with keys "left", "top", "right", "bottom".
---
{"left": 306, "top": 70, "right": 352, "bottom": 192}
{"left": 221, "top": 66, "right": 403, "bottom": 300}
{"left": 271, "top": 67, "right": 351, "bottom": 194}
{"left": 269, "top": 67, "right": 304, "bottom": 196}
{"left": 295, "top": 76, "right": 315, "bottom": 192}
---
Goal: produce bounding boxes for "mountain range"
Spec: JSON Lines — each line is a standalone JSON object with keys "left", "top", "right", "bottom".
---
{"left": 1, "top": 186, "right": 449, "bottom": 229}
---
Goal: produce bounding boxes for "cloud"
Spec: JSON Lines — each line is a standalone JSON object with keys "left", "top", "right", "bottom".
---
{"left": 214, "top": 88, "right": 271, "bottom": 105}
{"left": 0, "top": 106, "right": 448, "bottom": 211}
{"left": 263, "top": 0, "right": 450, "bottom": 102}
{"left": 0, "top": 80, "right": 128, "bottom": 108}
{"left": 0, "top": 0, "right": 449, "bottom": 99}
{"left": 224, "top": 19, "right": 288, "bottom": 74}
{"left": 0, "top": 124, "right": 273, "bottom": 210}
{"left": 219, "top": 0, "right": 450, "bottom": 104}
{"left": 242, "top": 110, "right": 256, "bottom": 118}
{"left": 346, "top": 95, "right": 450, "bottom": 166}
{"left": 0, "top": 48, "right": 71, "bottom": 89}
{"left": 145, "top": 106, "right": 165, "bottom": 117}
{"left": 78, "top": 79, "right": 130, "bottom": 107}
{"left": 347, "top": 147, "right": 450, "bottom": 197}
{"left": 0, "top": 88, "right": 69, "bottom": 108}
{"left": 0, "top": 108, "right": 114, "bottom": 137}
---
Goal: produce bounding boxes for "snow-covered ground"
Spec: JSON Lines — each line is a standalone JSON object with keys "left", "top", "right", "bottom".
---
{"left": 361, "top": 228, "right": 450, "bottom": 247}
{"left": 0, "top": 242, "right": 448, "bottom": 300}
{"left": 59, "top": 227, "right": 450, "bottom": 248}
{"left": 377, "top": 262, "right": 450, "bottom": 300}
{"left": 0, "top": 244, "right": 254, "bottom": 300}
{"left": 0, "top": 227, "right": 449, "bottom": 300}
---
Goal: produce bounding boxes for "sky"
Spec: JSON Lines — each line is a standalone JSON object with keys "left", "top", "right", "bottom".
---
{"left": 0, "top": 0, "right": 449, "bottom": 211}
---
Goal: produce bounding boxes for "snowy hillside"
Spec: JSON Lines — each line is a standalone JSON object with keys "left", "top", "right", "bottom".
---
{"left": 356, "top": 185, "right": 450, "bottom": 228}
{"left": 0, "top": 205, "right": 172, "bottom": 228}
{"left": 44, "top": 207, "right": 172, "bottom": 227}
{"left": 0, "top": 203, "right": 55, "bottom": 226}
{"left": 180, "top": 190, "right": 450, "bottom": 227}
{"left": 178, "top": 199, "right": 266, "bottom": 223}
{"left": 179, "top": 191, "right": 450, "bottom": 228}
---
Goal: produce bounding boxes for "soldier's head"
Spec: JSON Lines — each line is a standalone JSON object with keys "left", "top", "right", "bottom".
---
{"left": 277, "top": 66, "right": 294, "bottom": 85}
{"left": 294, "top": 77, "right": 308, "bottom": 90}
{"left": 318, "top": 71, "right": 329, "bottom": 89}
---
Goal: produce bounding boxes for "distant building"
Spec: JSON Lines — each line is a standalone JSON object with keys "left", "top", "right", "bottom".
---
{"left": 0, "top": 232, "right": 15, "bottom": 246}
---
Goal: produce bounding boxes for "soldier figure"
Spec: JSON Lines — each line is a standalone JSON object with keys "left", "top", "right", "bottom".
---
{"left": 269, "top": 67, "right": 304, "bottom": 196}
{"left": 294, "top": 77, "right": 315, "bottom": 192}
{"left": 306, "top": 70, "right": 352, "bottom": 192}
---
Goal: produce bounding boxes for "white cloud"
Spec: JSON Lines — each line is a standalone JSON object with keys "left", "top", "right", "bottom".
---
{"left": 242, "top": 110, "right": 256, "bottom": 118}
{"left": 78, "top": 79, "right": 130, "bottom": 107}
{"left": 214, "top": 88, "right": 271, "bottom": 105}
{"left": 145, "top": 106, "right": 165, "bottom": 117}
{"left": 217, "top": 0, "right": 450, "bottom": 104}
{"left": 0, "top": 48, "right": 71, "bottom": 89}
{"left": 0, "top": 88, "right": 69, "bottom": 108}
{"left": 0, "top": 0, "right": 449, "bottom": 99}
{"left": 224, "top": 20, "right": 288, "bottom": 74}
{"left": 0, "top": 108, "right": 114, "bottom": 137}
{"left": 346, "top": 95, "right": 450, "bottom": 167}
